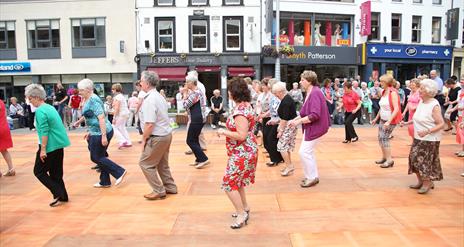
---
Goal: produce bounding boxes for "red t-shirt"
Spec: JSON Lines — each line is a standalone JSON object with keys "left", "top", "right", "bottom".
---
{"left": 70, "top": 95, "right": 82, "bottom": 109}
{"left": 342, "top": 91, "right": 360, "bottom": 113}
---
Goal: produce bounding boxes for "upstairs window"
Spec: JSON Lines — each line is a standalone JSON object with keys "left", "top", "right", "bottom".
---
{"left": 368, "top": 12, "right": 380, "bottom": 40}
{"left": 72, "top": 17, "right": 106, "bottom": 47}
{"left": 27, "top": 19, "right": 60, "bottom": 48}
{"left": 224, "top": 17, "right": 242, "bottom": 51}
{"left": 391, "top": 14, "right": 401, "bottom": 41}
{"left": 190, "top": 18, "right": 209, "bottom": 52}
{"left": 189, "top": 0, "right": 208, "bottom": 6}
{"left": 411, "top": 16, "right": 421, "bottom": 43}
{"left": 155, "top": 0, "right": 174, "bottom": 6}
{"left": 156, "top": 18, "right": 175, "bottom": 52}
{"left": 432, "top": 17, "right": 441, "bottom": 43}
{"left": 0, "top": 21, "right": 15, "bottom": 49}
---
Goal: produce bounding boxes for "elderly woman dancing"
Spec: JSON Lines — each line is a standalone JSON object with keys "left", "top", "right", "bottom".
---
{"left": 25, "top": 84, "right": 70, "bottom": 207}
{"left": 370, "top": 74, "right": 402, "bottom": 168}
{"left": 272, "top": 82, "right": 298, "bottom": 176}
{"left": 403, "top": 79, "right": 444, "bottom": 194}
{"left": 73, "top": 79, "right": 127, "bottom": 188}
{"left": 217, "top": 77, "right": 257, "bottom": 229}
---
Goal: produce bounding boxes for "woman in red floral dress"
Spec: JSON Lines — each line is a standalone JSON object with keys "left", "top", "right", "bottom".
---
{"left": 0, "top": 99, "right": 15, "bottom": 177}
{"left": 217, "top": 77, "right": 257, "bottom": 229}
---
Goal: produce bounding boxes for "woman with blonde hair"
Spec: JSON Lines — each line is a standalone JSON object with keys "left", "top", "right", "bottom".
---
{"left": 401, "top": 78, "right": 421, "bottom": 139}
{"left": 371, "top": 74, "right": 402, "bottom": 168}
{"left": 403, "top": 79, "right": 444, "bottom": 194}
{"left": 111, "top": 83, "right": 132, "bottom": 149}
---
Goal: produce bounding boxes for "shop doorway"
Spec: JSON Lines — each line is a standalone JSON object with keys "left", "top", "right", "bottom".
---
{"left": 198, "top": 72, "right": 220, "bottom": 106}
{"left": 0, "top": 87, "right": 6, "bottom": 101}
{"left": 396, "top": 64, "right": 418, "bottom": 84}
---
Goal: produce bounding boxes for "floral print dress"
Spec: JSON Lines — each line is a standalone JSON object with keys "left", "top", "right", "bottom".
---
{"left": 221, "top": 102, "right": 258, "bottom": 191}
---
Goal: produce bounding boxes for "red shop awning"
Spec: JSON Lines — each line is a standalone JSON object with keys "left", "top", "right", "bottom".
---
{"left": 147, "top": 67, "right": 188, "bottom": 81}
{"left": 228, "top": 67, "right": 255, "bottom": 77}
{"left": 195, "top": 66, "right": 221, "bottom": 72}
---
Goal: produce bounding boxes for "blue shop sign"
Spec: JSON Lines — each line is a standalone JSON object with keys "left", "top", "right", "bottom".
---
{"left": 0, "top": 62, "right": 31, "bottom": 73}
{"left": 366, "top": 44, "right": 452, "bottom": 60}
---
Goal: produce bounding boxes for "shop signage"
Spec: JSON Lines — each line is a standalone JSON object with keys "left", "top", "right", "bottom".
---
{"left": 446, "top": 8, "right": 459, "bottom": 40}
{"left": 0, "top": 62, "right": 31, "bottom": 73}
{"left": 366, "top": 43, "right": 452, "bottom": 60}
{"left": 264, "top": 46, "right": 357, "bottom": 65}
{"left": 337, "top": 39, "right": 351, "bottom": 46}
{"left": 359, "top": 1, "right": 371, "bottom": 36}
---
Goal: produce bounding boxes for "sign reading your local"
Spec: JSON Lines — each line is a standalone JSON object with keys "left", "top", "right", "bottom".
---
{"left": 367, "top": 43, "right": 452, "bottom": 60}
{"left": 0, "top": 62, "right": 31, "bottom": 73}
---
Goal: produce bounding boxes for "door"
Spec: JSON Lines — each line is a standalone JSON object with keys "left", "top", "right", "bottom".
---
{"left": 0, "top": 87, "right": 6, "bottom": 101}
{"left": 198, "top": 72, "right": 220, "bottom": 106}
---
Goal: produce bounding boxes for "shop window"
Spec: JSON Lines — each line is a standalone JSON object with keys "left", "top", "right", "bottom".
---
{"left": 189, "top": 0, "right": 208, "bottom": 6}
{"left": 278, "top": 13, "right": 353, "bottom": 47}
{"left": 155, "top": 0, "right": 174, "bottom": 6}
{"left": 223, "top": 17, "right": 242, "bottom": 52}
{"left": 223, "top": 0, "right": 242, "bottom": 5}
{"left": 155, "top": 17, "right": 175, "bottom": 52}
{"left": 411, "top": 16, "right": 421, "bottom": 43}
{"left": 369, "top": 12, "right": 380, "bottom": 41}
{"left": 432, "top": 0, "right": 441, "bottom": 4}
{"left": 27, "top": 20, "right": 60, "bottom": 48}
{"left": 71, "top": 17, "right": 106, "bottom": 48}
{"left": 391, "top": 14, "right": 401, "bottom": 41}
{"left": 189, "top": 17, "right": 209, "bottom": 52}
{"left": 432, "top": 17, "right": 441, "bottom": 43}
{"left": 413, "top": 0, "right": 422, "bottom": 3}
{"left": 0, "top": 21, "right": 16, "bottom": 49}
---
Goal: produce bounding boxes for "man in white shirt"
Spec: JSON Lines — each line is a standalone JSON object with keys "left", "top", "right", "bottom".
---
{"left": 138, "top": 71, "right": 177, "bottom": 200}
{"left": 184, "top": 70, "right": 207, "bottom": 155}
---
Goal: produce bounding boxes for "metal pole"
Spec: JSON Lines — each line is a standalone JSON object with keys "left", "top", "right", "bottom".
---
{"left": 274, "top": 0, "right": 280, "bottom": 81}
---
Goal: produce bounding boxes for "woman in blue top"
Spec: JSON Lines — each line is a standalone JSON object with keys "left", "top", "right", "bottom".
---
{"left": 73, "top": 79, "right": 127, "bottom": 188}
{"left": 25, "top": 84, "right": 70, "bottom": 207}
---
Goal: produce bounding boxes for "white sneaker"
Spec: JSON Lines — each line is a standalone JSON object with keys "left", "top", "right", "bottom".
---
{"left": 195, "top": 160, "right": 210, "bottom": 169}
{"left": 93, "top": 182, "right": 110, "bottom": 188}
{"left": 115, "top": 170, "right": 127, "bottom": 186}
{"left": 212, "top": 125, "right": 217, "bottom": 129}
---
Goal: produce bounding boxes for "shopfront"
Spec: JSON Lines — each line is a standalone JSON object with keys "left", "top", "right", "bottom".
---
{"left": 262, "top": 46, "right": 358, "bottom": 84}
{"left": 361, "top": 43, "right": 453, "bottom": 83}
{"left": 138, "top": 53, "right": 260, "bottom": 105}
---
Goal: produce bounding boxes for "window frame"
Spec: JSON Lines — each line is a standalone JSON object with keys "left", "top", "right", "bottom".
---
{"left": 432, "top": 17, "right": 441, "bottom": 44}
{"left": 0, "top": 21, "right": 16, "bottom": 50}
{"left": 222, "top": 0, "right": 243, "bottom": 6}
{"left": 368, "top": 12, "right": 380, "bottom": 41}
{"left": 223, "top": 16, "right": 243, "bottom": 52}
{"left": 189, "top": 16, "right": 210, "bottom": 53}
{"left": 155, "top": 17, "right": 176, "bottom": 53}
{"left": 391, "top": 13, "right": 402, "bottom": 41}
{"left": 26, "top": 19, "right": 60, "bottom": 49}
{"left": 411, "top": 15, "right": 421, "bottom": 43}
{"left": 412, "top": 0, "right": 422, "bottom": 3}
{"left": 432, "top": 0, "right": 442, "bottom": 5}
{"left": 71, "top": 17, "right": 106, "bottom": 48}
{"left": 154, "top": 0, "right": 175, "bottom": 6}
{"left": 189, "top": 0, "right": 209, "bottom": 6}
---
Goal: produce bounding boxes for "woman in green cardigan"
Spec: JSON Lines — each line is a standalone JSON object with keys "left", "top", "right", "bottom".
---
{"left": 25, "top": 84, "right": 70, "bottom": 207}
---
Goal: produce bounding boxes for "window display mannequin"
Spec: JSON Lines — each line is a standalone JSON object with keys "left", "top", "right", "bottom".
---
{"left": 333, "top": 24, "right": 342, "bottom": 46}
{"left": 294, "top": 30, "right": 305, "bottom": 46}
{"left": 314, "top": 23, "right": 322, "bottom": 46}
{"left": 279, "top": 30, "right": 289, "bottom": 45}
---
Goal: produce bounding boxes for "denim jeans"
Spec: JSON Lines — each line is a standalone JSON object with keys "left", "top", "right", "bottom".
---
{"left": 88, "top": 130, "right": 125, "bottom": 185}
{"left": 186, "top": 122, "right": 208, "bottom": 163}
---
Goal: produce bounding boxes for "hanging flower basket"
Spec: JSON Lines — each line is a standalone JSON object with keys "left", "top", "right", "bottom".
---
{"left": 262, "top": 45, "right": 279, "bottom": 58}
{"left": 279, "top": 45, "right": 295, "bottom": 56}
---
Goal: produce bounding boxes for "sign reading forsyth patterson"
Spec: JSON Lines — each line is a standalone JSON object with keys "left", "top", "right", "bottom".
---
{"left": 263, "top": 46, "right": 357, "bottom": 65}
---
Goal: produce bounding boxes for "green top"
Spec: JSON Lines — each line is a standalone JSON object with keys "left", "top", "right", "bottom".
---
{"left": 35, "top": 103, "right": 70, "bottom": 153}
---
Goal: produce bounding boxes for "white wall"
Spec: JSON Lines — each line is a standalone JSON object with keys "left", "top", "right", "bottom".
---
{"left": 0, "top": 0, "right": 137, "bottom": 76}
{"left": 263, "top": 0, "right": 462, "bottom": 47}
{"left": 136, "top": 0, "right": 262, "bottom": 54}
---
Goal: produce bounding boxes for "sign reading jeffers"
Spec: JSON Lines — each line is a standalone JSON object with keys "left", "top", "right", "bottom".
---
{"left": 0, "top": 62, "right": 31, "bottom": 73}
{"left": 263, "top": 46, "right": 357, "bottom": 65}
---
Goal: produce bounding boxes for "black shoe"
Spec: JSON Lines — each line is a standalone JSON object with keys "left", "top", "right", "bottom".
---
{"left": 266, "top": 161, "right": 278, "bottom": 167}
{"left": 49, "top": 197, "right": 67, "bottom": 207}
{"left": 91, "top": 165, "right": 100, "bottom": 170}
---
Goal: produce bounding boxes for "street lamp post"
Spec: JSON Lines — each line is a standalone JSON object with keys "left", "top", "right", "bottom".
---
{"left": 274, "top": 0, "right": 280, "bottom": 81}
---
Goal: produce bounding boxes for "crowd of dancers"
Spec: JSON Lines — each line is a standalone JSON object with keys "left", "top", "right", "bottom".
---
{"left": 0, "top": 69, "right": 463, "bottom": 229}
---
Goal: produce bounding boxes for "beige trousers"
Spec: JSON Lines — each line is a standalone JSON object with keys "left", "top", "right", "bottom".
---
{"left": 139, "top": 133, "right": 177, "bottom": 194}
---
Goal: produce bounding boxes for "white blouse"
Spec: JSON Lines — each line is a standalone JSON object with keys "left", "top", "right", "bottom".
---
{"left": 413, "top": 99, "right": 441, "bottom": 141}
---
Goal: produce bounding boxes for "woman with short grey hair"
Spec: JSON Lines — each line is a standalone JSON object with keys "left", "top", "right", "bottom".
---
{"left": 273, "top": 82, "right": 298, "bottom": 176}
{"left": 73, "top": 79, "right": 127, "bottom": 188}
{"left": 403, "top": 79, "right": 444, "bottom": 194}
{"left": 25, "top": 83, "right": 70, "bottom": 207}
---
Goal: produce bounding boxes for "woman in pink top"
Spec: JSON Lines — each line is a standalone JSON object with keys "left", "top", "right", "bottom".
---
{"left": 127, "top": 91, "right": 139, "bottom": 127}
{"left": 401, "top": 79, "right": 421, "bottom": 138}
{"left": 337, "top": 81, "right": 362, "bottom": 143}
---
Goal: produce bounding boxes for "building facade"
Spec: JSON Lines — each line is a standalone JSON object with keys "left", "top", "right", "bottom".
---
{"left": 136, "top": 0, "right": 262, "bottom": 102}
{"left": 262, "top": 0, "right": 463, "bottom": 84}
{"left": 0, "top": 0, "right": 137, "bottom": 101}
